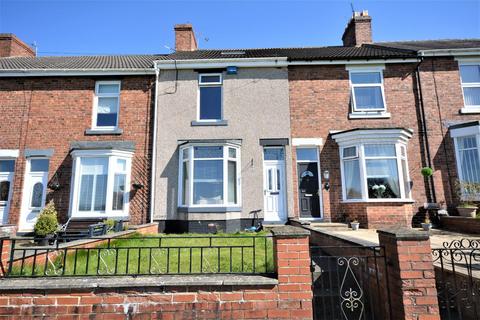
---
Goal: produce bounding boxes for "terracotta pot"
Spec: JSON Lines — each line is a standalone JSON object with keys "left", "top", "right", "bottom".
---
{"left": 457, "top": 207, "right": 478, "bottom": 218}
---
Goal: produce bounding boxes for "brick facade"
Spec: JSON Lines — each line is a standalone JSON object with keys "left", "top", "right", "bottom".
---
{"left": 0, "top": 76, "right": 154, "bottom": 228}
{"left": 289, "top": 58, "right": 478, "bottom": 227}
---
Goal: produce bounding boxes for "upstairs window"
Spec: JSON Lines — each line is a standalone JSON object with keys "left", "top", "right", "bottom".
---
{"left": 198, "top": 74, "right": 222, "bottom": 121}
{"left": 93, "top": 81, "right": 121, "bottom": 130}
{"left": 350, "top": 70, "right": 386, "bottom": 112}
{"left": 459, "top": 64, "right": 480, "bottom": 112}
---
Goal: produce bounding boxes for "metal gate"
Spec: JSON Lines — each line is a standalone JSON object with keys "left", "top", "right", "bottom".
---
{"left": 432, "top": 239, "right": 480, "bottom": 320}
{"left": 310, "top": 246, "right": 391, "bottom": 320}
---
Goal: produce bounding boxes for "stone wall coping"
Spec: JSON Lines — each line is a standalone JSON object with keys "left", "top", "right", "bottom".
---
{"left": 270, "top": 225, "right": 310, "bottom": 238}
{"left": 377, "top": 227, "right": 430, "bottom": 241}
{"left": 0, "top": 275, "right": 278, "bottom": 291}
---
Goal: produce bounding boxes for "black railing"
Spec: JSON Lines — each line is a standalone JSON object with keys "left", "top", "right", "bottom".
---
{"left": 310, "top": 245, "right": 391, "bottom": 320}
{"left": 3, "top": 235, "right": 275, "bottom": 277}
{"left": 432, "top": 239, "right": 480, "bottom": 320}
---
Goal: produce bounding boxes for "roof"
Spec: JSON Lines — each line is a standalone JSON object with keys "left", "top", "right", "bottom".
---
{"left": 372, "top": 39, "right": 480, "bottom": 51}
{"left": 0, "top": 55, "right": 166, "bottom": 70}
{"left": 166, "top": 46, "right": 416, "bottom": 61}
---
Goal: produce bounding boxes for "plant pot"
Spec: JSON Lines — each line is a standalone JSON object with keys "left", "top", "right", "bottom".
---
{"left": 421, "top": 223, "right": 432, "bottom": 231}
{"left": 457, "top": 207, "right": 477, "bottom": 218}
{"left": 36, "top": 234, "right": 54, "bottom": 246}
{"left": 351, "top": 222, "right": 360, "bottom": 231}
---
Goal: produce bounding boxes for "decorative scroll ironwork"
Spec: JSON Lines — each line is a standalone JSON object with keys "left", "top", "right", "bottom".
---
{"left": 432, "top": 238, "right": 480, "bottom": 320}
{"left": 310, "top": 246, "right": 390, "bottom": 320}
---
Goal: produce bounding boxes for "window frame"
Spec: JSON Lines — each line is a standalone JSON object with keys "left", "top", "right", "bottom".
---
{"left": 92, "top": 80, "right": 121, "bottom": 131}
{"left": 69, "top": 149, "right": 132, "bottom": 218}
{"left": 177, "top": 143, "right": 241, "bottom": 209}
{"left": 453, "top": 133, "right": 480, "bottom": 185}
{"left": 197, "top": 73, "right": 224, "bottom": 122}
{"left": 458, "top": 61, "right": 480, "bottom": 112}
{"left": 339, "top": 142, "right": 412, "bottom": 203}
{"left": 348, "top": 66, "right": 388, "bottom": 116}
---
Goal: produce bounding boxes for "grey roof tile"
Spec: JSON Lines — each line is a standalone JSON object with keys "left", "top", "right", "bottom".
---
{"left": 371, "top": 39, "right": 480, "bottom": 51}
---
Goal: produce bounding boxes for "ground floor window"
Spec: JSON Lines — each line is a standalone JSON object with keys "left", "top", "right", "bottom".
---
{"left": 70, "top": 150, "right": 132, "bottom": 217}
{"left": 179, "top": 144, "right": 240, "bottom": 208}
{"left": 332, "top": 129, "right": 413, "bottom": 202}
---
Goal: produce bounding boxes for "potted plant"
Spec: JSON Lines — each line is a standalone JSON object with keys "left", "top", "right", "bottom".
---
{"left": 350, "top": 220, "right": 360, "bottom": 231}
{"left": 33, "top": 200, "right": 59, "bottom": 246}
{"left": 372, "top": 184, "right": 386, "bottom": 198}
{"left": 421, "top": 167, "right": 434, "bottom": 178}
{"left": 421, "top": 216, "right": 432, "bottom": 231}
{"left": 455, "top": 181, "right": 479, "bottom": 218}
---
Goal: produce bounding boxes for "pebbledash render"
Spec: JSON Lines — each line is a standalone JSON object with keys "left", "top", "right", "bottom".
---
{"left": 0, "top": 10, "right": 479, "bottom": 234}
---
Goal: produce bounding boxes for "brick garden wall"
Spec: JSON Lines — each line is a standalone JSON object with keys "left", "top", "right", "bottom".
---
{"left": 440, "top": 216, "right": 480, "bottom": 234}
{"left": 0, "top": 226, "right": 313, "bottom": 319}
{"left": 0, "top": 76, "right": 155, "bottom": 226}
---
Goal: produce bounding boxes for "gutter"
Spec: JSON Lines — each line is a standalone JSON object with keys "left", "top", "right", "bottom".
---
{"left": 149, "top": 66, "right": 160, "bottom": 223}
{"left": 155, "top": 57, "right": 289, "bottom": 70}
{"left": 419, "top": 48, "right": 480, "bottom": 57}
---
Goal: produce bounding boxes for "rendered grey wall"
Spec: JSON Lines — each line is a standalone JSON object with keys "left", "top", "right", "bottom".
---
{"left": 154, "top": 67, "right": 293, "bottom": 222}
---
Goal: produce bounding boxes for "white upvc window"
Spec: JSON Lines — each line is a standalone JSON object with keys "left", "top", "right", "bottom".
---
{"left": 92, "top": 81, "right": 121, "bottom": 131}
{"left": 333, "top": 129, "right": 413, "bottom": 202}
{"left": 348, "top": 66, "right": 389, "bottom": 118}
{"left": 70, "top": 149, "right": 132, "bottom": 218}
{"left": 459, "top": 62, "right": 480, "bottom": 113}
{"left": 451, "top": 124, "right": 480, "bottom": 186}
{"left": 178, "top": 144, "right": 241, "bottom": 208}
{"left": 198, "top": 74, "right": 223, "bottom": 122}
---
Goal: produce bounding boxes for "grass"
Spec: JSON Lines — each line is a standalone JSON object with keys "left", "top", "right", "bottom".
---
{"left": 9, "top": 232, "right": 275, "bottom": 277}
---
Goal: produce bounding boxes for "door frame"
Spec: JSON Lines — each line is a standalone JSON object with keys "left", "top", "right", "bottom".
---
{"left": 262, "top": 146, "right": 287, "bottom": 223}
{"left": 19, "top": 157, "right": 49, "bottom": 232}
{"left": 295, "top": 146, "right": 324, "bottom": 220}
{"left": 0, "top": 171, "right": 14, "bottom": 225}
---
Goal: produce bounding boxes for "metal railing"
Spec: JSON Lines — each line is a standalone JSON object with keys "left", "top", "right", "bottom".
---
{"left": 310, "top": 245, "right": 391, "bottom": 320}
{"left": 2, "top": 235, "right": 275, "bottom": 277}
{"left": 432, "top": 239, "right": 480, "bottom": 320}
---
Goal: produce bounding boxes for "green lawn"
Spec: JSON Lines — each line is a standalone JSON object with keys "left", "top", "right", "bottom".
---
{"left": 10, "top": 232, "right": 275, "bottom": 277}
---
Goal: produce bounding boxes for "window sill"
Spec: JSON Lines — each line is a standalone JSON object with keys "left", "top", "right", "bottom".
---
{"left": 85, "top": 128, "right": 123, "bottom": 135}
{"left": 178, "top": 206, "right": 241, "bottom": 213}
{"left": 349, "top": 112, "right": 391, "bottom": 119}
{"left": 191, "top": 120, "right": 228, "bottom": 127}
{"left": 459, "top": 107, "right": 480, "bottom": 114}
{"left": 341, "top": 199, "right": 415, "bottom": 204}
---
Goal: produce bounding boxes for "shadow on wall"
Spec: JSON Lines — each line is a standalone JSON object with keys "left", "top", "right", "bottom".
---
{"left": 46, "top": 155, "right": 73, "bottom": 224}
{"left": 159, "top": 150, "right": 180, "bottom": 221}
{"left": 432, "top": 132, "right": 457, "bottom": 211}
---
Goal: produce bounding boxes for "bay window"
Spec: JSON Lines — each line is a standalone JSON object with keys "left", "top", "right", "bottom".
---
{"left": 333, "top": 129, "right": 413, "bottom": 202}
{"left": 71, "top": 149, "right": 132, "bottom": 217}
{"left": 451, "top": 122, "right": 480, "bottom": 188}
{"left": 179, "top": 144, "right": 240, "bottom": 209}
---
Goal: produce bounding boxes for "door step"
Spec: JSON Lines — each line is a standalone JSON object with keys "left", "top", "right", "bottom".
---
{"left": 309, "top": 222, "right": 350, "bottom": 231}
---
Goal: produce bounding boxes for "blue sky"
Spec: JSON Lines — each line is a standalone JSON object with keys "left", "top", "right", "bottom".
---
{"left": 0, "top": 0, "right": 478, "bottom": 56}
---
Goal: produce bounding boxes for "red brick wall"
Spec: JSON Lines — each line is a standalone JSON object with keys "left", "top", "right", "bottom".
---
{"left": 289, "top": 59, "right": 477, "bottom": 227}
{"left": 0, "top": 34, "right": 35, "bottom": 57}
{"left": 289, "top": 64, "right": 424, "bottom": 226}
{"left": 440, "top": 216, "right": 480, "bottom": 234}
{"left": 0, "top": 228, "right": 313, "bottom": 319}
{"left": 0, "top": 76, "right": 154, "bottom": 226}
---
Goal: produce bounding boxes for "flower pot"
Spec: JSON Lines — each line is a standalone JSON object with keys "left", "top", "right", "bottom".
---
{"left": 421, "top": 223, "right": 432, "bottom": 231}
{"left": 36, "top": 234, "right": 54, "bottom": 246}
{"left": 457, "top": 207, "right": 477, "bottom": 218}
{"left": 351, "top": 222, "right": 360, "bottom": 231}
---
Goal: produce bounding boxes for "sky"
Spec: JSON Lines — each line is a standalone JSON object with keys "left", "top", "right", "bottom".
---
{"left": 0, "top": 0, "right": 479, "bottom": 56}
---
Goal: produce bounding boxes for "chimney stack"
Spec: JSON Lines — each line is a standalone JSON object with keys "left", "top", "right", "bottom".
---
{"left": 0, "top": 33, "right": 35, "bottom": 57}
{"left": 174, "top": 24, "right": 197, "bottom": 52}
{"left": 342, "top": 10, "right": 372, "bottom": 47}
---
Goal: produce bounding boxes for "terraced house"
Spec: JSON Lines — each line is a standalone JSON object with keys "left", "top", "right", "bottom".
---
{"left": 0, "top": 11, "right": 478, "bottom": 234}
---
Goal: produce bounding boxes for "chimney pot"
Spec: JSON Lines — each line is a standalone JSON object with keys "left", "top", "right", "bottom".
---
{"left": 174, "top": 24, "right": 198, "bottom": 51}
{"left": 341, "top": 10, "right": 372, "bottom": 47}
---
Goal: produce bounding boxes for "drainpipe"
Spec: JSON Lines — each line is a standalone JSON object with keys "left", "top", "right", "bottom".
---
{"left": 149, "top": 64, "right": 160, "bottom": 223}
{"left": 415, "top": 56, "right": 437, "bottom": 203}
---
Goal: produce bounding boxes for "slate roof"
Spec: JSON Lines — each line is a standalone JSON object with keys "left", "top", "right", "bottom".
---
{"left": 372, "top": 39, "right": 480, "bottom": 51}
{"left": 166, "top": 46, "right": 416, "bottom": 61}
{"left": 0, "top": 55, "right": 166, "bottom": 70}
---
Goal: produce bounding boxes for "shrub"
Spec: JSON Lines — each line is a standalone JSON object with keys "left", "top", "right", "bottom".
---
{"left": 421, "top": 167, "right": 434, "bottom": 177}
{"left": 103, "top": 219, "right": 115, "bottom": 231}
{"left": 34, "top": 200, "right": 59, "bottom": 237}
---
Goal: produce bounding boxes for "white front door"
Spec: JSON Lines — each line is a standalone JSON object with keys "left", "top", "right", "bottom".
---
{"left": 263, "top": 147, "right": 287, "bottom": 223}
{"left": 19, "top": 158, "right": 49, "bottom": 232}
{"left": 0, "top": 172, "right": 14, "bottom": 225}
